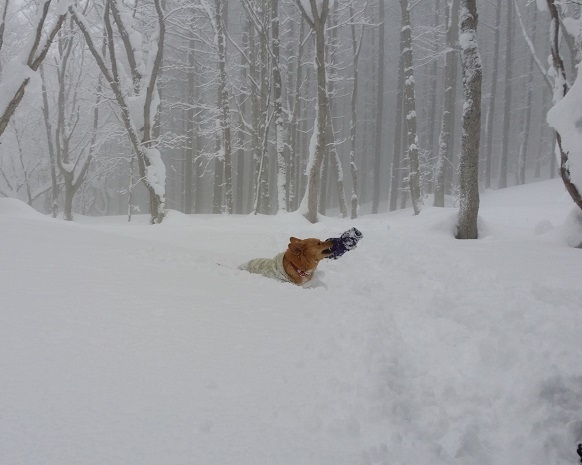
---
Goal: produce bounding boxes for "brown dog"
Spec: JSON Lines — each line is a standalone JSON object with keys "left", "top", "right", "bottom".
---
{"left": 238, "top": 237, "right": 333, "bottom": 286}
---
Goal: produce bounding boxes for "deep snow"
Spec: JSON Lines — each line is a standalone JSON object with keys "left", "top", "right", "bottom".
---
{"left": 1, "top": 179, "right": 582, "bottom": 465}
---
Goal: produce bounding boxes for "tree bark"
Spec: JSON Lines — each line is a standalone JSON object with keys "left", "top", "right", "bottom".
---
{"left": 371, "top": 0, "right": 385, "bottom": 214}
{"left": 457, "top": 0, "right": 482, "bottom": 239}
{"left": 295, "top": 0, "right": 330, "bottom": 224}
{"left": 400, "top": 0, "right": 422, "bottom": 215}
{"left": 498, "top": 0, "right": 514, "bottom": 189}
{"left": 434, "top": 0, "right": 459, "bottom": 207}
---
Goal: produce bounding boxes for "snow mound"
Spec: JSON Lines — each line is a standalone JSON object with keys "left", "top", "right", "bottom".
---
{"left": 0, "top": 198, "right": 46, "bottom": 219}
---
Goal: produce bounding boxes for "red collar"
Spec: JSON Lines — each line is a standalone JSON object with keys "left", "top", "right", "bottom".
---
{"left": 289, "top": 261, "right": 311, "bottom": 277}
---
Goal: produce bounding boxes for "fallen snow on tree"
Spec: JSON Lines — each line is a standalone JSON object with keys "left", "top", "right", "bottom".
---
{"left": 546, "top": 67, "right": 582, "bottom": 193}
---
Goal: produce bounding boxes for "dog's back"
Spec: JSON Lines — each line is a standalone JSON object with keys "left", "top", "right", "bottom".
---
{"left": 238, "top": 253, "right": 292, "bottom": 283}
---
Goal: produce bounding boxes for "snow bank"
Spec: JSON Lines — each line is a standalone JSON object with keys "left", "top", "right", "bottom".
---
{"left": 1, "top": 179, "right": 581, "bottom": 465}
{"left": 0, "top": 197, "right": 46, "bottom": 219}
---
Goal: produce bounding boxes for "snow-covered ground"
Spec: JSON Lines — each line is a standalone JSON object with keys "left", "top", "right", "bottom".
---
{"left": 1, "top": 179, "right": 582, "bottom": 465}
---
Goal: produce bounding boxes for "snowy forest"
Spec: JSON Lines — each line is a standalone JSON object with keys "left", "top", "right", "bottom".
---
{"left": 0, "top": 0, "right": 581, "bottom": 230}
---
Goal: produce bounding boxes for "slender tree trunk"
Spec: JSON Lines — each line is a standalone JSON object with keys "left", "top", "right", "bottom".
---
{"left": 389, "top": 24, "right": 406, "bottom": 212}
{"left": 272, "top": 0, "right": 286, "bottom": 213}
{"left": 457, "top": 0, "right": 482, "bottom": 239}
{"left": 371, "top": 0, "right": 385, "bottom": 214}
{"left": 425, "top": 0, "right": 440, "bottom": 195}
{"left": 287, "top": 18, "right": 305, "bottom": 211}
{"left": 517, "top": 4, "right": 537, "bottom": 185}
{"left": 213, "top": 0, "right": 232, "bottom": 213}
{"left": 434, "top": 0, "right": 459, "bottom": 207}
{"left": 498, "top": 0, "right": 514, "bottom": 189}
{"left": 483, "top": 0, "right": 501, "bottom": 190}
{"left": 400, "top": 0, "right": 422, "bottom": 215}
{"left": 349, "top": 8, "right": 363, "bottom": 219}
{"left": 40, "top": 65, "right": 59, "bottom": 218}
{"left": 185, "top": 11, "right": 195, "bottom": 214}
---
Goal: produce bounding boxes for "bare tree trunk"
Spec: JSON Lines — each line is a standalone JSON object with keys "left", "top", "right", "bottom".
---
{"left": 457, "top": 0, "right": 482, "bottom": 239}
{"left": 371, "top": 0, "right": 385, "bottom": 214}
{"left": 184, "top": 10, "right": 196, "bottom": 214}
{"left": 235, "top": 22, "right": 249, "bottom": 215}
{"left": 389, "top": 23, "right": 406, "bottom": 212}
{"left": 213, "top": 0, "right": 232, "bottom": 214}
{"left": 400, "top": 0, "right": 422, "bottom": 215}
{"left": 434, "top": 0, "right": 459, "bottom": 207}
{"left": 349, "top": 8, "right": 364, "bottom": 219}
{"left": 295, "top": 0, "right": 331, "bottom": 224}
{"left": 55, "top": 25, "right": 92, "bottom": 222}
{"left": 287, "top": 18, "right": 305, "bottom": 212}
{"left": 498, "top": 0, "right": 514, "bottom": 189}
{"left": 517, "top": 4, "right": 537, "bottom": 185}
{"left": 40, "top": 65, "right": 59, "bottom": 218}
{"left": 272, "top": 0, "right": 286, "bottom": 213}
{"left": 424, "top": 0, "right": 441, "bottom": 195}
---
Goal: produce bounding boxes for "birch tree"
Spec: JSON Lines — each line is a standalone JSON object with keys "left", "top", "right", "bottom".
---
{"left": 457, "top": 0, "right": 482, "bottom": 239}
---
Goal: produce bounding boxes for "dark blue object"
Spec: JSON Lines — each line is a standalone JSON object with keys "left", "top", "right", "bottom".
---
{"left": 577, "top": 444, "right": 582, "bottom": 463}
{"left": 326, "top": 227, "right": 363, "bottom": 260}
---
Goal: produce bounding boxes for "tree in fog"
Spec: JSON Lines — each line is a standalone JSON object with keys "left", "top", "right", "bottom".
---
{"left": 348, "top": 3, "right": 366, "bottom": 219}
{"left": 544, "top": 0, "right": 582, "bottom": 212}
{"left": 70, "top": 0, "right": 167, "bottom": 224}
{"left": 202, "top": 0, "right": 233, "bottom": 214}
{"left": 400, "top": 0, "right": 422, "bottom": 215}
{"left": 434, "top": 0, "right": 458, "bottom": 207}
{"left": 0, "top": 0, "right": 66, "bottom": 138}
{"left": 371, "top": 0, "right": 384, "bottom": 215}
{"left": 41, "top": 22, "right": 94, "bottom": 221}
{"left": 498, "top": 0, "right": 514, "bottom": 189}
{"left": 457, "top": 0, "right": 482, "bottom": 239}
{"left": 295, "top": 0, "right": 331, "bottom": 224}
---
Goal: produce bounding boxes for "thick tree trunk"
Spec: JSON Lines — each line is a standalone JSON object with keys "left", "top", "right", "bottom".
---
{"left": 457, "top": 0, "right": 482, "bottom": 240}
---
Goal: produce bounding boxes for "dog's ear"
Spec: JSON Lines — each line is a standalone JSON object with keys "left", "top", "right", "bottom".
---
{"left": 288, "top": 239, "right": 303, "bottom": 256}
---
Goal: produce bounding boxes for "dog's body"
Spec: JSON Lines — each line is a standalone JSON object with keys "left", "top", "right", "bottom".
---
{"left": 238, "top": 237, "right": 333, "bottom": 286}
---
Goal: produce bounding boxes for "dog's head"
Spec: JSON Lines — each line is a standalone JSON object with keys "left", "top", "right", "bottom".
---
{"left": 287, "top": 237, "right": 334, "bottom": 269}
